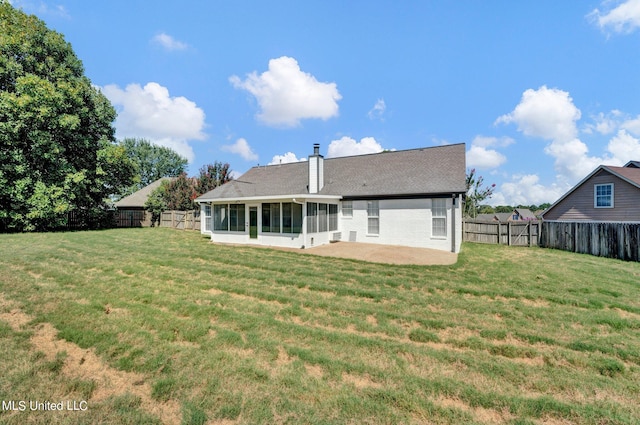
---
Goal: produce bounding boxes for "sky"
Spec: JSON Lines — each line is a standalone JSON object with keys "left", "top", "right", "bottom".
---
{"left": 9, "top": 0, "right": 640, "bottom": 206}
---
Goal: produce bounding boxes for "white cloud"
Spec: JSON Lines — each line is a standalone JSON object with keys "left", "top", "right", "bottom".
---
{"left": 584, "top": 110, "right": 624, "bottom": 135}
{"left": 368, "top": 99, "right": 386, "bottom": 121}
{"left": 466, "top": 145, "right": 507, "bottom": 169}
{"left": 268, "top": 152, "right": 306, "bottom": 165}
{"left": 466, "top": 136, "right": 511, "bottom": 170}
{"left": 496, "top": 86, "right": 580, "bottom": 142}
{"left": 621, "top": 115, "right": 640, "bottom": 135}
{"left": 228, "top": 170, "right": 243, "bottom": 180}
{"left": 101, "top": 82, "right": 206, "bottom": 162}
{"left": 497, "top": 85, "right": 607, "bottom": 182}
{"left": 589, "top": 0, "right": 640, "bottom": 34}
{"left": 152, "top": 32, "right": 188, "bottom": 51}
{"left": 230, "top": 56, "right": 341, "bottom": 127}
{"left": 606, "top": 130, "right": 640, "bottom": 162}
{"left": 492, "top": 174, "right": 568, "bottom": 206}
{"left": 544, "top": 138, "right": 605, "bottom": 183}
{"left": 471, "top": 136, "right": 514, "bottom": 148}
{"left": 327, "top": 136, "right": 384, "bottom": 158}
{"left": 10, "top": 1, "right": 69, "bottom": 18}
{"left": 221, "top": 138, "right": 258, "bottom": 162}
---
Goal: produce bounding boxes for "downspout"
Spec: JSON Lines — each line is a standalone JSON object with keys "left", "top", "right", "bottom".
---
{"left": 451, "top": 194, "right": 457, "bottom": 253}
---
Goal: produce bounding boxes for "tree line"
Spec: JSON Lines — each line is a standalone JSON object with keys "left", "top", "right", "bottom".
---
{"left": 0, "top": 2, "right": 230, "bottom": 231}
{"left": 464, "top": 169, "right": 551, "bottom": 218}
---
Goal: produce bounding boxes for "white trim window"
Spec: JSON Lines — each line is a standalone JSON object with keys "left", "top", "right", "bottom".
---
{"left": 342, "top": 200, "right": 353, "bottom": 217}
{"left": 432, "top": 198, "right": 447, "bottom": 237}
{"left": 204, "top": 205, "right": 212, "bottom": 232}
{"left": 213, "top": 205, "right": 228, "bottom": 231}
{"left": 367, "top": 200, "right": 379, "bottom": 235}
{"left": 594, "top": 184, "right": 614, "bottom": 208}
{"left": 213, "top": 204, "right": 245, "bottom": 231}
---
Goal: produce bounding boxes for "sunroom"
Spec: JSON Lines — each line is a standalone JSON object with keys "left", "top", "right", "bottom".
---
{"left": 201, "top": 195, "right": 341, "bottom": 249}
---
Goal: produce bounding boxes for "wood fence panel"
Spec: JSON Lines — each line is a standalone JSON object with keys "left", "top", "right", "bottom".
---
{"left": 114, "top": 210, "right": 148, "bottom": 228}
{"left": 463, "top": 220, "right": 540, "bottom": 246}
{"left": 159, "top": 210, "right": 201, "bottom": 230}
{"left": 540, "top": 221, "right": 640, "bottom": 262}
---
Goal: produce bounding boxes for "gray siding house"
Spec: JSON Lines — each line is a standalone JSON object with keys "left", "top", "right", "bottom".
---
{"left": 542, "top": 161, "right": 640, "bottom": 221}
{"left": 195, "top": 143, "right": 467, "bottom": 253}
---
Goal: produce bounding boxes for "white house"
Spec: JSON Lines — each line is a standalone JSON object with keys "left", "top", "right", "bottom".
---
{"left": 195, "top": 143, "right": 467, "bottom": 253}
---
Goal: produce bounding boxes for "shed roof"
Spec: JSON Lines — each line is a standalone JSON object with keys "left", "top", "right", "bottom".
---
{"left": 196, "top": 143, "right": 467, "bottom": 202}
{"left": 114, "top": 178, "right": 172, "bottom": 208}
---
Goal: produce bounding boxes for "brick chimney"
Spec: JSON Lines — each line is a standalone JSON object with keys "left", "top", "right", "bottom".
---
{"left": 308, "top": 143, "right": 324, "bottom": 193}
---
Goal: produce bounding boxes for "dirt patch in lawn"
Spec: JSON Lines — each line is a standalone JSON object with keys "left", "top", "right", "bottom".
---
{"left": 0, "top": 295, "right": 181, "bottom": 425}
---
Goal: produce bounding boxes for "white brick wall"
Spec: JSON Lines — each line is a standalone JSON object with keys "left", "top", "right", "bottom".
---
{"left": 339, "top": 197, "right": 461, "bottom": 252}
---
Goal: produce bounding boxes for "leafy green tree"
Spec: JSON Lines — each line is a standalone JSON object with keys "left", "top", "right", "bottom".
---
{"left": 195, "top": 162, "right": 232, "bottom": 195}
{"left": 119, "top": 138, "right": 188, "bottom": 197}
{"left": 464, "top": 169, "right": 495, "bottom": 218}
{"left": 144, "top": 163, "right": 233, "bottom": 220}
{"left": 164, "top": 173, "right": 198, "bottom": 210}
{"left": 495, "top": 205, "right": 513, "bottom": 213}
{"left": 0, "top": 1, "right": 134, "bottom": 231}
{"left": 144, "top": 180, "right": 169, "bottom": 227}
{"left": 478, "top": 205, "right": 495, "bottom": 215}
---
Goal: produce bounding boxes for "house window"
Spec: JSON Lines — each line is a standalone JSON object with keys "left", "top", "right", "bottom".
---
{"left": 307, "top": 202, "right": 318, "bottom": 233}
{"left": 594, "top": 184, "right": 614, "bottom": 208}
{"left": 432, "top": 198, "right": 447, "bottom": 237}
{"left": 282, "top": 203, "right": 303, "bottom": 234}
{"left": 213, "top": 204, "right": 244, "bottom": 231}
{"left": 229, "top": 204, "right": 245, "bottom": 232}
{"left": 204, "top": 205, "right": 212, "bottom": 232}
{"left": 329, "top": 204, "right": 338, "bottom": 231}
{"left": 342, "top": 200, "right": 353, "bottom": 217}
{"left": 213, "top": 205, "right": 228, "bottom": 231}
{"left": 367, "top": 200, "right": 379, "bottom": 235}
{"left": 262, "top": 203, "right": 280, "bottom": 233}
{"left": 318, "top": 203, "right": 328, "bottom": 232}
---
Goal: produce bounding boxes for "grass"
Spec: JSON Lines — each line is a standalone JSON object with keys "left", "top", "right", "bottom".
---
{"left": 0, "top": 228, "right": 638, "bottom": 424}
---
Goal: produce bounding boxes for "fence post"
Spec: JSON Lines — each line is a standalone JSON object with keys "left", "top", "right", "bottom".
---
{"left": 529, "top": 221, "right": 533, "bottom": 247}
{"left": 507, "top": 222, "right": 512, "bottom": 246}
{"left": 497, "top": 223, "right": 501, "bottom": 244}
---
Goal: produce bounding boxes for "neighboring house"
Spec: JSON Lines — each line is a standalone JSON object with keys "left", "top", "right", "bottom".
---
{"left": 475, "top": 208, "right": 537, "bottom": 223}
{"left": 542, "top": 161, "right": 640, "bottom": 221}
{"left": 508, "top": 208, "right": 537, "bottom": 221}
{"left": 114, "top": 178, "right": 172, "bottom": 227}
{"left": 195, "top": 143, "right": 467, "bottom": 253}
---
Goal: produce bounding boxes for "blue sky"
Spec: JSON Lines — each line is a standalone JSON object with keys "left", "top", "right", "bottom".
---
{"left": 11, "top": 0, "right": 640, "bottom": 206}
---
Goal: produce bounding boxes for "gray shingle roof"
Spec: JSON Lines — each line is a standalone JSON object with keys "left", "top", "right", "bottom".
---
{"left": 114, "top": 178, "right": 173, "bottom": 208}
{"left": 196, "top": 143, "right": 466, "bottom": 201}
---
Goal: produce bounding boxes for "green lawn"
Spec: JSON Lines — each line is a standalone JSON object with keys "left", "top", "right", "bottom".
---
{"left": 0, "top": 228, "right": 639, "bottom": 424}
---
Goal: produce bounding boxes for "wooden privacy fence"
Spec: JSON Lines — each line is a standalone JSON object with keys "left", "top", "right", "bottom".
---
{"left": 539, "top": 221, "right": 640, "bottom": 262}
{"left": 114, "top": 209, "right": 149, "bottom": 227}
{"left": 160, "top": 210, "right": 201, "bottom": 230}
{"left": 463, "top": 219, "right": 541, "bottom": 247}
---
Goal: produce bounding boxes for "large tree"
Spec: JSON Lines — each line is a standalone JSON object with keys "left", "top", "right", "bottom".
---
{"left": 0, "top": 1, "right": 135, "bottom": 231}
{"left": 464, "top": 169, "right": 495, "bottom": 218}
{"left": 144, "top": 163, "right": 233, "bottom": 219}
{"left": 195, "top": 162, "right": 232, "bottom": 195}
{"left": 119, "top": 138, "right": 188, "bottom": 197}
